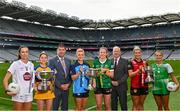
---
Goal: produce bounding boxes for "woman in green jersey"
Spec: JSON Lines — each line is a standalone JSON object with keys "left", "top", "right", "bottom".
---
{"left": 152, "top": 50, "right": 179, "bottom": 111}
{"left": 93, "top": 47, "right": 114, "bottom": 110}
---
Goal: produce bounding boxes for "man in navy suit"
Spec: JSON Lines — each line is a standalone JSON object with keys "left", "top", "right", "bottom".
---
{"left": 49, "top": 44, "right": 71, "bottom": 110}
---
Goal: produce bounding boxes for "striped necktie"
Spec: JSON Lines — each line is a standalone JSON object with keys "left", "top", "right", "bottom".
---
{"left": 60, "top": 58, "right": 67, "bottom": 78}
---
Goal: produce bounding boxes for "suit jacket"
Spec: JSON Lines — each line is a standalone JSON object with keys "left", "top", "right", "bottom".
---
{"left": 49, "top": 56, "right": 71, "bottom": 89}
{"left": 112, "top": 57, "right": 128, "bottom": 90}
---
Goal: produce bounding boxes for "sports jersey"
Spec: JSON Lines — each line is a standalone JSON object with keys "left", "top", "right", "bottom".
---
{"left": 151, "top": 63, "right": 173, "bottom": 95}
{"left": 8, "top": 60, "right": 34, "bottom": 102}
{"left": 71, "top": 61, "right": 90, "bottom": 94}
{"left": 93, "top": 58, "right": 113, "bottom": 88}
{"left": 128, "top": 59, "right": 148, "bottom": 88}
{"left": 34, "top": 65, "right": 55, "bottom": 100}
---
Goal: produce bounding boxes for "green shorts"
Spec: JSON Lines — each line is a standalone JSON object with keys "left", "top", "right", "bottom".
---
{"left": 152, "top": 80, "right": 169, "bottom": 95}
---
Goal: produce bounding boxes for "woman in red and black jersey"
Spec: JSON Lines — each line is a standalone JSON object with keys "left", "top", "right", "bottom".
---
{"left": 128, "top": 46, "right": 148, "bottom": 111}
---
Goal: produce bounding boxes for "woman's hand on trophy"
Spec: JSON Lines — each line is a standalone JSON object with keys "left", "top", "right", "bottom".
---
{"left": 33, "top": 85, "right": 38, "bottom": 91}
{"left": 86, "top": 71, "right": 91, "bottom": 77}
{"left": 105, "top": 69, "right": 113, "bottom": 78}
{"left": 136, "top": 68, "right": 142, "bottom": 75}
{"left": 92, "top": 79, "right": 96, "bottom": 88}
{"left": 101, "top": 68, "right": 108, "bottom": 74}
{"left": 138, "top": 66, "right": 144, "bottom": 74}
{"left": 80, "top": 66, "right": 84, "bottom": 73}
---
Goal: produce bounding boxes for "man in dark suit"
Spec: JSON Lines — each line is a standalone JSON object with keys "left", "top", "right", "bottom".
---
{"left": 49, "top": 44, "right": 71, "bottom": 111}
{"left": 111, "top": 46, "right": 128, "bottom": 111}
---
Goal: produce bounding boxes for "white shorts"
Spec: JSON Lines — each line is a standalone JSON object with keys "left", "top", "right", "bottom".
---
{"left": 12, "top": 93, "right": 33, "bottom": 103}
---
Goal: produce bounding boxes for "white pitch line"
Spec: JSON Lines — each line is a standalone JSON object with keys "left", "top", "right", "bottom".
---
{"left": 0, "top": 97, "right": 11, "bottom": 101}
{"left": 85, "top": 104, "right": 97, "bottom": 111}
{"left": 85, "top": 93, "right": 131, "bottom": 111}
{"left": 86, "top": 75, "right": 180, "bottom": 110}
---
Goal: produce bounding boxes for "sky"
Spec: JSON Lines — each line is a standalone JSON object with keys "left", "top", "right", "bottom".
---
{"left": 7, "top": 0, "right": 180, "bottom": 21}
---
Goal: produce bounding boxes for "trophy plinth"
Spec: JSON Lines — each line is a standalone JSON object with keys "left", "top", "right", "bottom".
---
{"left": 36, "top": 71, "right": 54, "bottom": 92}
{"left": 145, "top": 66, "right": 154, "bottom": 83}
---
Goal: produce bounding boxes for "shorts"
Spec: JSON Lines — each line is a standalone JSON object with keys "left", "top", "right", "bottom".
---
{"left": 34, "top": 90, "right": 55, "bottom": 100}
{"left": 73, "top": 92, "right": 89, "bottom": 98}
{"left": 153, "top": 93, "right": 170, "bottom": 96}
{"left": 130, "top": 87, "right": 148, "bottom": 95}
{"left": 12, "top": 93, "right": 33, "bottom": 102}
{"left": 94, "top": 88, "right": 112, "bottom": 95}
{"left": 152, "top": 80, "right": 169, "bottom": 95}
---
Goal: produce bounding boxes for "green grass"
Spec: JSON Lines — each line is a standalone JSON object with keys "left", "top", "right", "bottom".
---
{"left": 0, "top": 60, "right": 180, "bottom": 110}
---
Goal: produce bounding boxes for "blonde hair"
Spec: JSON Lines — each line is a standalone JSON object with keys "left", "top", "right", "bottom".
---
{"left": 76, "top": 48, "right": 84, "bottom": 55}
{"left": 133, "top": 46, "right": 141, "bottom": 52}
{"left": 155, "top": 50, "right": 163, "bottom": 56}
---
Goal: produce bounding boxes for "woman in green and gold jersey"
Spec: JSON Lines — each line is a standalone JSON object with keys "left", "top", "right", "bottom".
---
{"left": 93, "top": 47, "right": 114, "bottom": 110}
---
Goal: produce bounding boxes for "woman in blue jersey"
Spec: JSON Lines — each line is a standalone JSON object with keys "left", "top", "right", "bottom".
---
{"left": 71, "top": 48, "right": 90, "bottom": 110}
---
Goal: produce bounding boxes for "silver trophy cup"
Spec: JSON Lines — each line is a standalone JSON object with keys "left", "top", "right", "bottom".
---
{"left": 87, "top": 68, "right": 99, "bottom": 90}
{"left": 36, "top": 71, "right": 54, "bottom": 92}
{"left": 88, "top": 68, "right": 99, "bottom": 78}
{"left": 145, "top": 66, "right": 154, "bottom": 83}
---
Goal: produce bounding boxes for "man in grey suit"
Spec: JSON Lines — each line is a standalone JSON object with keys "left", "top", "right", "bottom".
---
{"left": 49, "top": 44, "right": 71, "bottom": 111}
{"left": 111, "top": 46, "right": 128, "bottom": 111}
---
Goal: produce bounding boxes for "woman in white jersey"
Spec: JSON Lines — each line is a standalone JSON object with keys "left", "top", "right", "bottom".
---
{"left": 3, "top": 46, "right": 34, "bottom": 110}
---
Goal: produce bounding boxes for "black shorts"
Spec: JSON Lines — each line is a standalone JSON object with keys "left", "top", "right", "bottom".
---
{"left": 94, "top": 88, "right": 112, "bottom": 95}
{"left": 73, "top": 92, "right": 89, "bottom": 98}
{"left": 153, "top": 93, "right": 170, "bottom": 96}
{"left": 130, "top": 87, "right": 148, "bottom": 95}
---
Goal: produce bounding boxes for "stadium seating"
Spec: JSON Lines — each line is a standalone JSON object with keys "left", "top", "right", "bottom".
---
{"left": 0, "top": 49, "right": 17, "bottom": 61}
{"left": 1, "top": 17, "right": 180, "bottom": 62}
{"left": 1, "top": 48, "right": 180, "bottom": 62}
{"left": 1, "top": 18, "right": 180, "bottom": 41}
{"left": 168, "top": 49, "right": 180, "bottom": 60}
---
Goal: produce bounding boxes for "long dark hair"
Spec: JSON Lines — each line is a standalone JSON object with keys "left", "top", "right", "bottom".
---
{"left": 17, "top": 46, "right": 29, "bottom": 60}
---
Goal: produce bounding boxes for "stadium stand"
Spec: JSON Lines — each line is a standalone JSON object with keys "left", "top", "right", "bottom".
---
{"left": 168, "top": 49, "right": 180, "bottom": 60}
{"left": 1, "top": 18, "right": 180, "bottom": 41}
{"left": 0, "top": 49, "right": 17, "bottom": 61}
{"left": 1, "top": 0, "right": 180, "bottom": 62}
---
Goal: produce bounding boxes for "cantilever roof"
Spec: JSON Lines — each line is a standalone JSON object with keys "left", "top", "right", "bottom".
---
{"left": 0, "top": 0, "right": 180, "bottom": 29}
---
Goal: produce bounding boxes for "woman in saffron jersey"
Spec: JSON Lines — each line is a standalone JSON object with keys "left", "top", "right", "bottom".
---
{"left": 34, "top": 51, "right": 55, "bottom": 111}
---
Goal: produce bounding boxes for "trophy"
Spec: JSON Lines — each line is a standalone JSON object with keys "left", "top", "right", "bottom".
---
{"left": 145, "top": 66, "right": 154, "bottom": 84}
{"left": 87, "top": 68, "right": 99, "bottom": 90}
{"left": 36, "top": 71, "right": 55, "bottom": 92}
